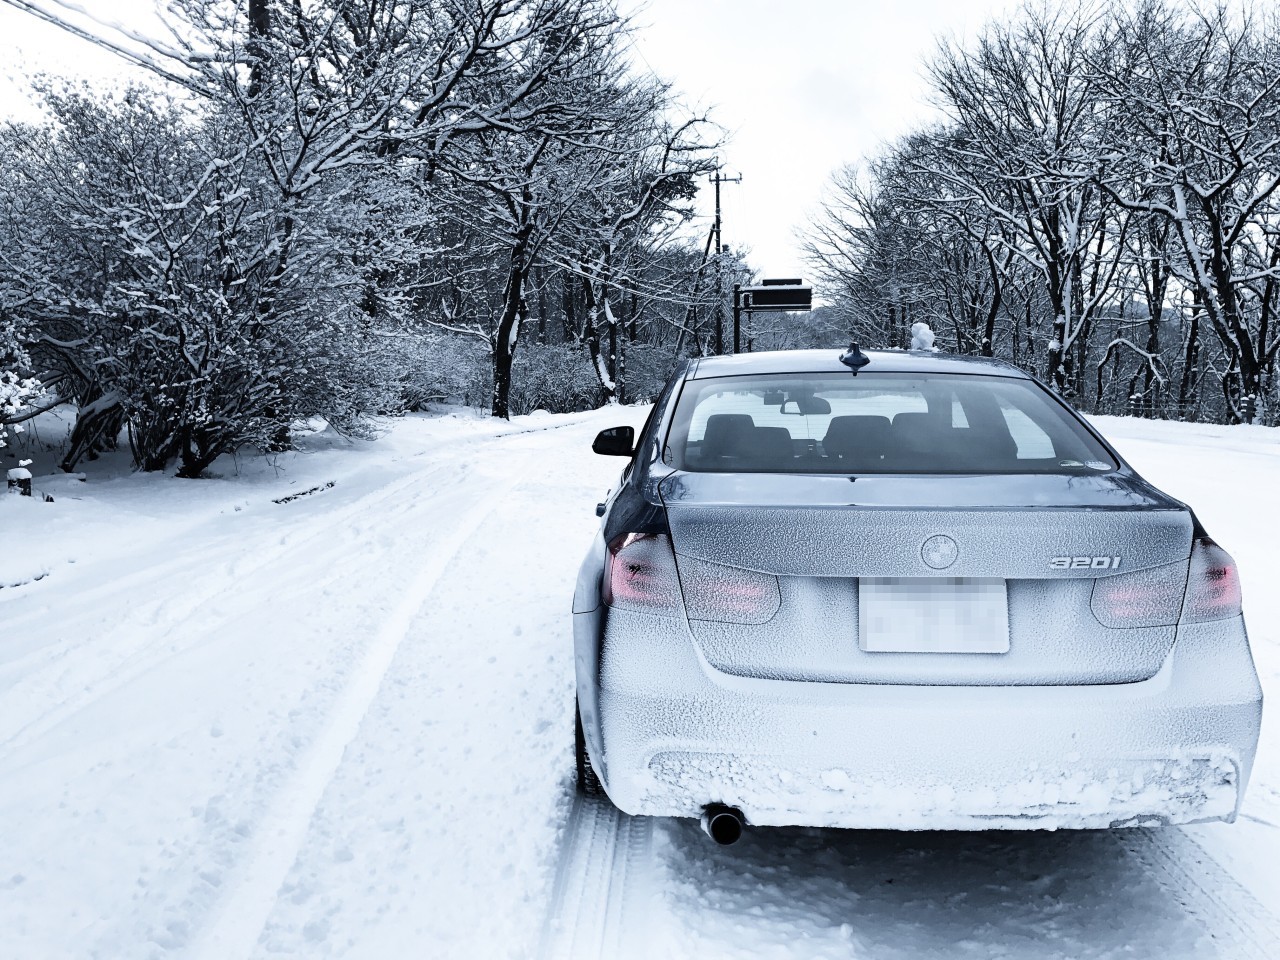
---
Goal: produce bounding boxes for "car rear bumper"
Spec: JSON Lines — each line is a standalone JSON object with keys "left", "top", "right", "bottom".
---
{"left": 578, "top": 611, "right": 1263, "bottom": 830}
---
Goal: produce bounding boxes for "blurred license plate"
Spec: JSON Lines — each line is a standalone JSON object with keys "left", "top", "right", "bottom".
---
{"left": 859, "top": 578, "right": 1009, "bottom": 653}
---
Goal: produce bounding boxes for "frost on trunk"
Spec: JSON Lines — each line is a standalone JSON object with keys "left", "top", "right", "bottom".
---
{"left": 579, "top": 272, "right": 618, "bottom": 403}
{"left": 602, "top": 298, "right": 621, "bottom": 401}
{"left": 586, "top": 300, "right": 616, "bottom": 396}
{"left": 593, "top": 351, "right": 617, "bottom": 395}
{"left": 491, "top": 257, "right": 527, "bottom": 420}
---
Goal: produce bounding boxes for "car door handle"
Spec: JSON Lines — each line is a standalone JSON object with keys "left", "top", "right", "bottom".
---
{"left": 595, "top": 502, "right": 607, "bottom": 517}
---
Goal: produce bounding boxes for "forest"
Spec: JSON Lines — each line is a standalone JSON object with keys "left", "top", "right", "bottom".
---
{"left": 2, "top": 0, "right": 1277, "bottom": 481}
{"left": 805, "top": 1, "right": 1280, "bottom": 426}
{"left": 0, "top": 0, "right": 735, "bottom": 476}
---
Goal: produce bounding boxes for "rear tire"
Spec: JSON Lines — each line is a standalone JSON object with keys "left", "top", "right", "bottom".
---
{"left": 575, "top": 700, "right": 605, "bottom": 798}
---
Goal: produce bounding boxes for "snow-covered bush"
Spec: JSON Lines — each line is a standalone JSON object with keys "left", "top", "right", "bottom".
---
{"left": 3, "top": 88, "right": 408, "bottom": 475}
{"left": 0, "top": 296, "right": 42, "bottom": 452}
{"left": 0, "top": 167, "right": 45, "bottom": 451}
{"left": 389, "top": 335, "right": 490, "bottom": 412}
{"left": 509, "top": 342, "right": 604, "bottom": 415}
{"left": 621, "top": 341, "right": 681, "bottom": 403}
{"left": 0, "top": 369, "right": 41, "bottom": 450}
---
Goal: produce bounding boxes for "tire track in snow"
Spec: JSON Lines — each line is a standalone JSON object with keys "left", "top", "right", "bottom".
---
{"left": 186, "top": 471, "right": 521, "bottom": 960}
{"left": 539, "top": 796, "right": 654, "bottom": 960}
{"left": 0, "top": 459, "right": 458, "bottom": 753}
{"left": 1, "top": 453, "right": 450, "bottom": 636}
{"left": 1119, "top": 827, "right": 1280, "bottom": 960}
{"left": 0, "top": 412, "right": 601, "bottom": 750}
{"left": 0, "top": 412, "right": 592, "bottom": 632}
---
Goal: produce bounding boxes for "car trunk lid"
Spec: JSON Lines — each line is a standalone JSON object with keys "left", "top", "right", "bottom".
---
{"left": 659, "top": 471, "right": 1192, "bottom": 685}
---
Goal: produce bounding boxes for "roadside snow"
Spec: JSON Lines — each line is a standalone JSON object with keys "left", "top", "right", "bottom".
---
{"left": 1087, "top": 416, "right": 1280, "bottom": 911}
{"left": 0, "top": 405, "right": 649, "bottom": 960}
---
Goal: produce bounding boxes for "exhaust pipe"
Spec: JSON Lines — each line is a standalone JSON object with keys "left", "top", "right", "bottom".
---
{"left": 700, "top": 804, "right": 745, "bottom": 845}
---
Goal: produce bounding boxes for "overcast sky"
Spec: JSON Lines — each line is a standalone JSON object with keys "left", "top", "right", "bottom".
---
{"left": 0, "top": 0, "right": 1017, "bottom": 278}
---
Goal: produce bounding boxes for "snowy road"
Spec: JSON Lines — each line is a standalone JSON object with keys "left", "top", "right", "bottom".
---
{"left": 541, "top": 798, "right": 1280, "bottom": 960}
{"left": 2, "top": 408, "right": 1279, "bottom": 959}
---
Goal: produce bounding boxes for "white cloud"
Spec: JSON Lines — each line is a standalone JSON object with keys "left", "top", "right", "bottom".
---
{"left": 625, "top": 0, "right": 1019, "bottom": 276}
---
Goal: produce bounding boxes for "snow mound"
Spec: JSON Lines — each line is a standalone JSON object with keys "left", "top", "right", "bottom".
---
{"left": 910, "top": 321, "right": 938, "bottom": 351}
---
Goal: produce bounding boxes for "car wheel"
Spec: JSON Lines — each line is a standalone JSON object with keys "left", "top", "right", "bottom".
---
{"left": 575, "top": 700, "right": 605, "bottom": 798}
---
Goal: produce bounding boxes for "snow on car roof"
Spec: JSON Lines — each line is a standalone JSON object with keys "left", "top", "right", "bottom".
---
{"left": 687, "top": 349, "right": 1030, "bottom": 380}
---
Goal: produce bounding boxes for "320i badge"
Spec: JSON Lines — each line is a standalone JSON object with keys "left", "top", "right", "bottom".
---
{"left": 572, "top": 347, "right": 1262, "bottom": 844}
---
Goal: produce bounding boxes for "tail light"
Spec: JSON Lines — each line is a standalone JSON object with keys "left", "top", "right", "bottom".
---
{"left": 604, "top": 533, "right": 683, "bottom": 614}
{"left": 1090, "top": 563, "right": 1187, "bottom": 632}
{"left": 1182, "top": 538, "right": 1242, "bottom": 622}
{"left": 1090, "top": 538, "right": 1243, "bottom": 627}
{"left": 1090, "top": 561, "right": 1187, "bottom": 628}
{"left": 679, "top": 555, "right": 781, "bottom": 624}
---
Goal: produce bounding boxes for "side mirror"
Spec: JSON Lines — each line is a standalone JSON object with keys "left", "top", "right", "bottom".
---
{"left": 592, "top": 426, "right": 635, "bottom": 457}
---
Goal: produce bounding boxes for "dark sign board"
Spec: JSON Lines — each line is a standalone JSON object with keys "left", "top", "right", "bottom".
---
{"left": 737, "top": 283, "right": 812, "bottom": 312}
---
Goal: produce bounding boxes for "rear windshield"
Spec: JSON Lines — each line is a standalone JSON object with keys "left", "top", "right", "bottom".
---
{"left": 663, "top": 372, "right": 1117, "bottom": 475}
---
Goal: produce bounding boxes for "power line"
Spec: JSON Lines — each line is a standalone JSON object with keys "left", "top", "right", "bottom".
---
{"left": 43, "top": 0, "right": 194, "bottom": 66}
{"left": 0, "top": 0, "right": 209, "bottom": 97}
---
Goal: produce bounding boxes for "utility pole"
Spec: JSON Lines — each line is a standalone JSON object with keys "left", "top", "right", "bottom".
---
{"left": 733, "top": 282, "right": 741, "bottom": 354}
{"left": 711, "top": 167, "right": 741, "bottom": 355}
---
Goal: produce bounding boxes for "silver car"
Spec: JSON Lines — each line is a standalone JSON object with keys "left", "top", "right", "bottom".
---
{"left": 572, "top": 348, "right": 1262, "bottom": 844}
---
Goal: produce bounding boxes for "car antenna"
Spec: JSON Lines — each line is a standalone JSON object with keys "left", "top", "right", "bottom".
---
{"left": 839, "top": 342, "right": 870, "bottom": 375}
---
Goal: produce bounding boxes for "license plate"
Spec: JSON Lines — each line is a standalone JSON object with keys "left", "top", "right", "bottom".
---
{"left": 859, "top": 578, "right": 1009, "bottom": 653}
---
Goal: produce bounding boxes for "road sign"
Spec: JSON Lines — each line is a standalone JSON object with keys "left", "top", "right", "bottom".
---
{"left": 732, "top": 279, "right": 813, "bottom": 353}
{"left": 736, "top": 283, "right": 812, "bottom": 312}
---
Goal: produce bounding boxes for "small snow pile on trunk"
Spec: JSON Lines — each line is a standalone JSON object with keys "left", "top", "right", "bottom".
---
{"left": 910, "top": 322, "right": 938, "bottom": 352}
{"left": 6, "top": 466, "right": 33, "bottom": 498}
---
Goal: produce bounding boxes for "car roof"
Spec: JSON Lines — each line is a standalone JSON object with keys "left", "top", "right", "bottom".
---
{"left": 687, "top": 349, "right": 1030, "bottom": 380}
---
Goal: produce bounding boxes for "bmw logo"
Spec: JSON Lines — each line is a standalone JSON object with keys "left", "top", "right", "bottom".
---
{"left": 921, "top": 535, "right": 958, "bottom": 570}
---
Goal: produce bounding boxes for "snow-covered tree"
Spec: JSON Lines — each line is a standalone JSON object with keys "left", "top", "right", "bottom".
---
{"left": 563, "top": 97, "right": 716, "bottom": 405}
{"left": 413, "top": 37, "right": 716, "bottom": 416}
{"left": 803, "top": 0, "right": 1280, "bottom": 424}
{"left": 1096, "top": 2, "right": 1280, "bottom": 422}
{"left": 921, "top": 5, "right": 1128, "bottom": 395}
{"left": 0, "top": 164, "right": 44, "bottom": 450}
{"left": 0, "top": 0, "right": 724, "bottom": 459}
{"left": 1, "top": 86, "right": 403, "bottom": 475}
